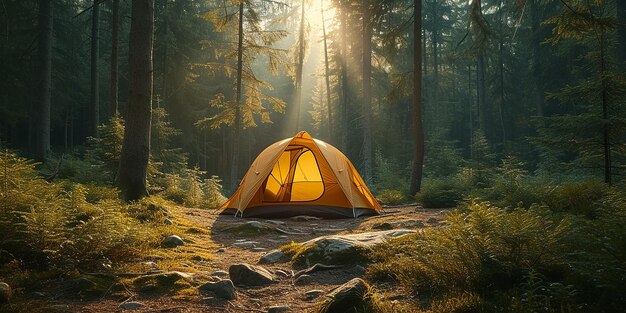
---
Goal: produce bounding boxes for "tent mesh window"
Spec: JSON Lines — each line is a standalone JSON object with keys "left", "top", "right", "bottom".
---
{"left": 262, "top": 146, "right": 324, "bottom": 202}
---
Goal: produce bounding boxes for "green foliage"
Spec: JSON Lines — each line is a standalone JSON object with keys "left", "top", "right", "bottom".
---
{"left": 0, "top": 149, "right": 162, "bottom": 270}
{"left": 85, "top": 114, "right": 125, "bottom": 183}
{"left": 368, "top": 200, "right": 626, "bottom": 312}
{"left": 415, "top": 179, "right": 468, "bottom": 208}
{"left": 376, "top": 189, "right": 409, "bottom": 205}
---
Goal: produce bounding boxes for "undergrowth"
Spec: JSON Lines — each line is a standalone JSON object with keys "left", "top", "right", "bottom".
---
{"left": 368, "top": 199, "right": 626, "bottom": 313}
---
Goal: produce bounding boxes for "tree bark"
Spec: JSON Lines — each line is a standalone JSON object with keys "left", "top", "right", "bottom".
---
{"left": 530, "top": 0, "right": 545, "bottom": 117}
{"left": 617, "top": 0, "right": 626, "bottom": 68}
{"left": 229, "top": 0, "right": 244, "bottom": 191}
{"left": 477, "top": 55, "right": 487, "bottom": 132}
{"left": 321, "top": 0, "right": 332, "bottom": 142}
{"left": 409, "top": 0, "right": 424, "bottom": 195}
{"left": 340, "top": 5, "right": 349, "bottom": 152}
{"left": 293, "top": 0, "right": 305, "bottom": 132}
{"left": 116, "top": 0, "right": 154, "bottom": 201}
{"left": 110, "top": 0, "right": 120, "bottom": 115}
{"left": 35, "top": 0, "right": 52, "bottom": 161}
{"left": 361, "top": 4, "right": 373, "bottom": 184}
{"left": 90, "top": 0, "right": 100, "bottom": 136}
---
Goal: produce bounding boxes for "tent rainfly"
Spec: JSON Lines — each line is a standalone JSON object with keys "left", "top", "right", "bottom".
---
{"left": 220, "top": 131, "right": 382, "bottom": 218}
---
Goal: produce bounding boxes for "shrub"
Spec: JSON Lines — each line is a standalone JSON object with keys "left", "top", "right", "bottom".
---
{"left": 415, "top": 179, "right": 467, "bottom": 208}
{"left": 376, "top": 189, "right": 409, "bottom": 205}
{"left": 0, "top": 149, "right": 162, "bottom": 270}
{"left": 368, "top": 200, "right": 626, "bottom": 312}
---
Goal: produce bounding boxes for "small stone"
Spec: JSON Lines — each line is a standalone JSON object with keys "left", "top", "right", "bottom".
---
{"left": 415, "top": 206, "right": 425, "bottom": 212}
{"left": 0, "top": 282, "right": 12, "bottom": 304}
{"left": 199, "top": 279, "right": 236, "bottom": 300}
{"left": 217, "top": 248, "right": 226, "bottom": 253}
{"left": 274, "top": 269, "right": 291, "bottom": 278}
{"left": 161, "top": 235, "right": 185, "bottom": 248}
{"left": 293, "top": 274, "right": 313, "bottom": 285}
{"left": 211, "top": 270, "right": 229, "bottom": 277}
{"left": 163, "top": 218, "right": 173, "bottom": 225}
{"left": 304, "top": 289, "right": 324, "bottom": 300}
{"left": 267, "top": 305, "right": 291, "bottom": 313}
{"left": 119, "top": 301, "right": 144, "bottom": 310}
{"left": 232, "top": 241, "right": 259, "bottom": 249}
{"left": 427, "top": 217, "right": 438, "bottom": 224}
{"left": 229, "top": 263, "right": 275, "bottom": 286}
{"left": 142, "top": 261, "right": 157, "bottom": 267}
{"left": 259, "top": 250, "right": 288, "bottom": 264}
{"left": 246, "top": 221, "right": 265, "bottom": 228}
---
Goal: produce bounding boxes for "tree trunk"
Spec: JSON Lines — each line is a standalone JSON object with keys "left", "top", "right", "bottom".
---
{"left": 617, "top": 0, "right": 626, "bottom": 68}
{"left": 293, "top": 0, "right": 305, "bottom": 132}
{"left": 409, "top": 0, "right": 424, "bottom": 195}
{"left": 431, "top": 0, "right": 439, "bottom": 116}
{"left": 35, "top": 0, "right": 52, "bottom": 161}
{"left": 340, "top": 5, "right": 349, "bottom": 152}
{"left": 477, "top": 55, "right": 487, "bottom": 132}
{"left": 110, "top": 0, "right": 120, "bottom": 115}
{"left": 116, "top": 0, "right": 154, "bottom": 201}
{"left": 229, "top": 1, "right": 244, "bottom": 191}
{"left": 599, "top": 32, "right": 611, "bottom": 184}
{"left": 90, "top": 0, "right": 100, "bottom": 136}
{"left": 321, "top": 0, "right": 332, "bottom": 142}
{"left": 530, "top": 0, "right": 544, "bottom": 117}
{"left": 361, "top": 4, "right": 373, "bottom": 184}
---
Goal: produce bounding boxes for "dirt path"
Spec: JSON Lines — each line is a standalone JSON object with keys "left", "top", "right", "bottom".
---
{"left": 67, "top": 206, "right": 448, "bottom": 312}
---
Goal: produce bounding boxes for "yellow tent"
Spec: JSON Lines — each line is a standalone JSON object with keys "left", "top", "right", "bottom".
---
{"left": 220, "top": 131, "right": 382, "bottom": 218}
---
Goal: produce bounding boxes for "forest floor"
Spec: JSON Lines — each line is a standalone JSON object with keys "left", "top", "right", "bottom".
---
{"left": 50, "top": 205, "right": 449, "bottom": 312}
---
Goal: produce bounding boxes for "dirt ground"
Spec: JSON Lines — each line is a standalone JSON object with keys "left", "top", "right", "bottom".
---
{"left": 59, "top": 205, "right": 449, "bottom": 313}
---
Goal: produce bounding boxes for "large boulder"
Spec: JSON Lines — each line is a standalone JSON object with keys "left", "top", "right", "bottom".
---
{"left": 283, "top": 229, "right": 415, "bottom": 267}
{"left": 228, "top": 263, "right": 275, "bottom": 287}
{"left": 318, "top": 278, "right": 371, "bottom": 313}
{"left": 199, "top": 279, "right": 236, "bottom": 300}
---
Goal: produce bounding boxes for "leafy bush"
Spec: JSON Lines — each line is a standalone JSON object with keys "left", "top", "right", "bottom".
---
{"left": 376, "top": 189, "right": 409, "bottom": 205}
{"left": 415, "top": 179, "right": 467, "bottom": 208}
{"left": 0, "top": 149, "right": 162, "bottom": 270}
{"left": 368, "top": 200, "right": 626, "bottom": 312}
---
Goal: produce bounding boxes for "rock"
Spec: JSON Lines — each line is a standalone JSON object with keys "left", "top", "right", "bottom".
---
{"left": 142, "top": 261, "right": 157, "bottom": 267}
{"left": 232, "top": 241, "right": 260, "bottom": 249}
{"left": 133, "top": 271, "right": 193, "bottom": 293}
{"left": 217, "top": 248, "right": 226, "bottom": 253}
{"left": 163, "top": 218, "right": 173, "bottom": 225}
{"left": 290, "top": 215, "right": 321, "bottom": 221}
{"left": 293, "top": 274, "right": 312, "bottom": 285}
{"left": 60, "top": 277, "right": 96, "bottom": 292}
{"left": 427, "top": 217, "right": 438, "bottom": 224}
{"left": 119, "top": 301, "right": 144, "bottom": 310}
{"left": 304, "top": 289, "right": 324, "bottom": 300}
{"left": 321, "top": 278, "right": 370, "bottom": 313}
{"left": 161, "top": 235, "right": 185, "bottom": 248}
{"left": 211, "top": 270, "right": 229, "bottom": 277}
{"left": 274, "top": 270, "right": 291, "bottom": 278}
{"left": 372, "top": 222, "right": 394, "bottom": 230}
{"left": 267, "top": 220, "right": 286, "bottom": 225}
{"left": 287, "top": 229, "right": 416, "bottom": 267}
{"left": 0, "top": 282, "right": 12, "bottom": 304}
{"left": 259, "top": 250, "right": 289, "bottom": 264}
{"left": 267, "top": 305, "right": 290, "bottom": 313}
{"left": 223, "top": 221, "right": 277, "bottom": 235}
{"left": 199, "top": 279, "right": 236, "bottom": 300}
{"left": 228, "top": 263, "right": 275, "bottom": 286}
{"left": 353, "top": 265, "right": 366, "bottom": 275}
